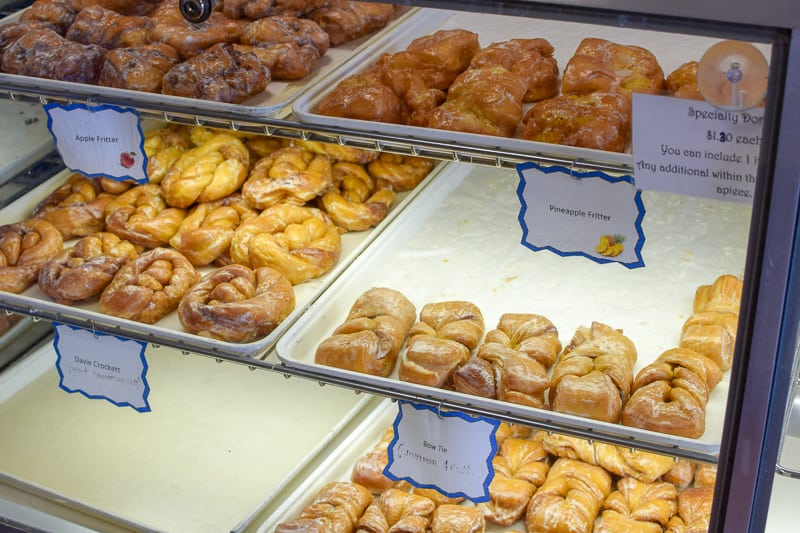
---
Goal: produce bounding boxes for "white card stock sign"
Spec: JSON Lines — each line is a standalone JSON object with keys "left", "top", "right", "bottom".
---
{"left": 517, "top": 162, "right": 645, "bottom": 268}
{"left": 44, "top": 102, "right": 148, "bottom": 183}
{"left": 632, "top": 93, "right": 762, "bottom": 204}
{"left": 54, "top": 323, "right": 151, "bottom": 412}
{"left": 385, "top": 401, "right": 499, "bottom": 502}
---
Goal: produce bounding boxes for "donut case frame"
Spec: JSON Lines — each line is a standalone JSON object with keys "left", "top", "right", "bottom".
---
{"left": 0, "top": 0, "right": 797, "bottom": 531}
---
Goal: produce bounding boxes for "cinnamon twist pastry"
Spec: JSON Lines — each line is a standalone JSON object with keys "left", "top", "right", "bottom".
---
{"left": 275, "top": 481, "right": 373, "bottom": 533}
{"left": 366, "top": 153, "right": 434, "bottom": 192}
{"left": 430, "top": 505, "right": 484, "bottom": 533}
{"left": 621, "top": 347, "right": 722, "bottom": 438}
{"left": 595, "top": 477, "right": 678, "bottom": 533}
{"left": 148, "top": 3, "right": 245, "bottom": 61}
{"left": 295, "top": 140, "right": 379, "bottom": 165}
{"left": 169, "top": 195, "right": 258, "bottom": 267}
{"left": 242, "top": 146, "right": 333, "bottom": 209}
{"left": 0, "top": 219, "right": 63, "bottom": 293}
{"left": 99, "top": 247, "right": 199, "bottom": 324}
{"left": 161, "top": 132, "right": 250, "bottom": 208}
{"left": 38, "top": 232, "right": 138, "bottom": 305}
{"left": 664, "top": 487, "right": 713, "bottom": 533}
{"left": 356, "top": 488, "right": 436, "bottom": 533}
{"left": 320, "top": 162, "right": 396, "bottom": 232}
{"left": 230, "top": 204, "right": 341, "bottom": 285}
{"left": 315, "top": 287, "right": 416, "bottom": 376}
{"left": 32, "top": 173, "right": 114, "bottom": 239}
{"left": 398, "top": 300, "right": 484, "bottom": 389}
{"left": 351, "top": 427, "right": 395, "bottom": 494}
{"left": 178, "top": 264, "right": 294, "bottom": 342}
{"left": 104, "top": 184, "right": 187, "bottom": 248}
{"left": 143, "top": 126, "right": 192, "bottom": 184}
{"left": 549, "top": 322, "right": 638, "bottom": 423}
{"left": 693, "top": 274, "right": 743, "bottom": 315}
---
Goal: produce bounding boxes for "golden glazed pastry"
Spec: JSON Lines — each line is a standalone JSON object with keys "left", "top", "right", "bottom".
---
{"left": 98, "top": 43, "right": 180, "bottom": 93}
{"left": 693, "top": 463, "right": 717, "bottom": 488}
{"left": 32, "top": 173, "right": 114, "bottom": 239}
{"left": 485, "top": 313, "right": 562, "bottom": 368}
{"left": 679, "top": 310, "right": 738, "bottom": 371}
{"left": 561, "top": 37, "right": 665, "bottom": 99}
{"left": 595, "top": 477, "right": 678, "bottom": 533}
{"left": 275, "top": 481, "right": 373, "bottom": 533}
{"left": 399, "top": 300, "right": 484, "bottom": 389}
{"left": 549, "top": 322, "right": 638, "bottom": 423}
{"left": 161, "top": 132, "right": 250, "bottom": 208}
{"left": 148, "top": 2, "right": 245, "bottom": 60}
{"left": 1, "top": 28, "right": 105, "bottom": 84}
{"left": 667, "top": 61, "right": 703, "bottom": 100}
{"left": 239, "top": 16, "right": 329, "bottom": 80}
{"left": 315, "top": 287, "right": 416, "bottom": 376}
{"left": 142, "top": 126, "right": 192, "bottom": 185}
{"left": 366, "top": 153, "right": 435, "bottom": 192}
{"left": 469, "top": 38, "right": 559, "bottom": 102}
{"left": 664, "top": 486, "right": 713, "bottom": 533}
{"left": 99, "top": 247, "right": 200, "bottom": 324}
{"left": 242, "top": 146, "right": 333, "bottom": 209}
{"left": 662, "top": 459, "right": 696, "bottom": 490}
{"left": 320, "top": 162, "right": 396, "bottom": 232}
{"left": 0, "top": 218, "right": 63, "bottom": 293}
{"left": 430, "top": 504, "right": 484, "bottom": 533}
{"left": 693, "top": 274, "right": 743, "bottom": 315}
{"left": 306, "top": 0, "right": 396, "bottom": 46}
{"left": 104, "top": 183, "right": 187, "bottom": 248}
{"left": 38, "top": 232, "right": 138, "bottom": 305}
{"left": 178, "top": 264, "right": 295, "bottom": 342}
{"left": 18, "top": 0, "right": 77, "bottom": 35}
{"left": 351, "top": 427, "right": 395, "bottom": 494}
{"left": 295, "top": 140, "right": 379, "bottom": 165}
{"left": 356, "top": 488, "right": 436, "bottom": 533}
{"left": 65, "top": 5, "right": 152, "bottom": 49}
{"left": 230, "top": 204, "right": 341, "bottom": 285}
{"left": 525, "top": 457, "right": 612, "bottom": 533}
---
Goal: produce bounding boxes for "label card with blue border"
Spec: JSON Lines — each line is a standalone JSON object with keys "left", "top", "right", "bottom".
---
{"left": 385, "top": 401, "right": 499, "bottom": 502}
{"left": 517, "top": 162, "right": 645, "bottom": 268}
{"left": 53, "top": 323, "right": 151, "bottom": 412}
{"left": 44, "top": 102, "right": 148, "bottom": 183}
{"left": 632, "top": 93, "right": 762, "bottom": 204}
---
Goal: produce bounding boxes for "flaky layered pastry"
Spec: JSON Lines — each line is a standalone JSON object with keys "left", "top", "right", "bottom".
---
{"left": 0, "top": 218, "right": 64, "bottom": 294}
{"left": 32, "top": 173, "right": 114, "bottom": 240}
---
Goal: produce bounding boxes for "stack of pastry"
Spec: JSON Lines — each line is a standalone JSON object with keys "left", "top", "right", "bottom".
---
{"left": 274, "top": 481, "right": 373, "bottom": 533}
{"left": 549, "top": 322, "right": 638, "bottom": 423}
{"left": 398, "top": 300, "right": 485, "bottom": 389}
{"left": 595, "top": 477, "right": 678, "bottom": 533}
{"left": 454, "top": 313, "right": 560, "bottom": 408}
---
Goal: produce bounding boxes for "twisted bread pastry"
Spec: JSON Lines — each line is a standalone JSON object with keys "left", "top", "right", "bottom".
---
{"left": 230, "top": 204, "right": 341, "bottom": 284}
{"left": 679, "top": 310, "right": 738, "bottom": 371}
{"left": 367, "top": 153, "right": 435, "bottom": 192}
{"left": 315, "top": 287, "right": 416, "bottom": 376}
{"left": 351, "top": 427, "right": 395, "bottom": 494}
{"left": 621, "top": 348, "right": 722, "bottom": 438}
{"left": 495, "top": 422, "right": 533, "bottom": 445}
{"left": 320, "top": 162, "right": 396, "bottom": 232}
{"left": 0, "top": 219, "right": 63, "bottom": 293}
{"left": 242, "top": 146, "right": 333, "bottom": 209}
{"left": 479, "top": 437, "right": 550, "bottom": 526}
{"left": 549, "top": 322, "right": 637, "bottom": 423}
{"left": 99, "top": 247, "right": 199, "bottom": 324}
{"left": 469, "top": 38, "right": 559, "bottom": 103}
{"left": 38, "top": 232, "right": 138, "bottom": 305}
{"left": 143, "top": 126, "right": 192, "bottom": 184}
{"left": 104, "top": 184, "right": 186, "bottom": 248}
{"left": 178, "top": 264, "right": 294, "bottom": 342}
{"left": 32, "top": 173, "right": 114, "bottom": 239}
{"left": 662, "top": 459, "right": 696, "bottom": 489}
{"left": 595, "top": 477, "right": 678, "bottom": 533}
{"left": 399, "top": 300, "right": 484, "bottom": 388}
{"left": 525, "top": 457, "right": 612, "bottom": 533}
{"left": 161, "top": 132, "right": 250, "bottom": 208}
{"left": 486, "top": 313, "right": 562, "bottom": 368}
{"left": 664, "top": 486, "right": 713, "bottom": 533}
{"left": 169, "top": 195, "right": 258, "bottom": 267}
{"left": 430, "top": 505, "right": 484, "bottom": 533}
{"left": 356, "top": 488, "right": 435, "bottom": 533}
{"left": 295, "top": 140, "right": 379, "bottom": 165}
{"left": 275, "top": 481, "right": 373, "bottom": 533}
{"left": 693, "top": 275, "right": 742, "bottom": 315}
{"left": 534, "top": 432, "right": 675, "bottom": 483}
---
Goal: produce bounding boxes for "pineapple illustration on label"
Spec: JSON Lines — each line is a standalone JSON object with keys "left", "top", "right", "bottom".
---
{"left": 595, "top": 234, "right": 625, "bottom": 257}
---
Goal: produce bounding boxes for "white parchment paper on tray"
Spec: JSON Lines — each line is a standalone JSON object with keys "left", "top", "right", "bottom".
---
{"left": 0, "top": 161, "right": 445, "bottom": 358}
{"left": 276, "top": 163, "right": 752, "bottom": 455}
{"left": 292, "top": 8, "right": 772, "bottom": 165}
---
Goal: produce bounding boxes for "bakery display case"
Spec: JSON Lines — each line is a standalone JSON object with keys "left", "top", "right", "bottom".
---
{"left": 0, "top": 0, "right": 799, "bottom": 532}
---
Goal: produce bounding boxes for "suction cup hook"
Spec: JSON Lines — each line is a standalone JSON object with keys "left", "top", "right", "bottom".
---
{"left": 179, "top": 0, "right": 216, "bottom": 23}
{"left": 697, "top": 40, "right": 769, "bottom": 111}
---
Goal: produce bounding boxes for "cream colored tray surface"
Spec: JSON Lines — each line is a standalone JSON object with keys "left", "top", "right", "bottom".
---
{"left": 0, "top": 343, "right": 371, "bottom": 533}
{"left": 292, "top": 8, "right": 771, "bottom": 166}
{"left": 0, "top": 99, "right": 53, "bottom": 183}
{"left": 0, "top": 161, "right": 444, "bottom": 359}
{"left": 0, "top": 7, "right": 418, "bottom": 119}
{"left": 276, "top": 163, "right": 752, "bottom": 455}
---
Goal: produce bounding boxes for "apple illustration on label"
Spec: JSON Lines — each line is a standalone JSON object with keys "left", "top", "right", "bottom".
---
{"left": 120, "top": 151, "right": 136, "bottom": 168}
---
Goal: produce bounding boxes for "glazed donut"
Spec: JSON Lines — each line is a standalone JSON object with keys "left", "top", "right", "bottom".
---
{"left": 32, "top": 173, "right": 115, "bottom": 239}
{"left": 160, "top": 132, "right": 250, "bottom": 208}
{"left": 0, "top": 218, "right": 63, "bottom": 293}
{"left": 178, "top": 264, "right": 295, "bottom": 342}
{"left": 38, "top": 232, "right": 138, "bottom": 305}
{"left": 242, "top": 146, "right": 333, "bottom": 209}
{"left": 367, "top": 153, "right": 435, "bottom": 192}
{"left": 230, "top": 203, "right": 341, "bottom": 285}
{"left": 143, "top": 125, "right": 192, "bottom": 184}
{"left": 320, "top": 162, "right": 396, "bottom": 232}
{"left": 169, "top": 194, "right": 259, "bottom": 267}
{"left": 104, "top": 183, "right": 187, "bottom": 248}
{"left": 99, "top": 247, "right": 200, "bottom": 324}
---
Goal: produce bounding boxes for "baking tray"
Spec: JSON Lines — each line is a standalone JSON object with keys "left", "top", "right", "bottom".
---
{"left": 0, "top": 7, "right": 419, "bottom": 120}
{"left": 292, "top": 8, "right": 771, "bottom": 167}
{"left": 276, "top": 163, "right": 753, "bottom": 455}
{"left": 0, "top": 156, "right": 446, "bottom": 359}
{"left": 0, "top": 342, "right": 375, "bottom": 533}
